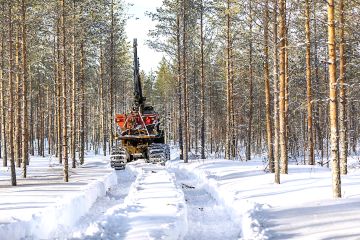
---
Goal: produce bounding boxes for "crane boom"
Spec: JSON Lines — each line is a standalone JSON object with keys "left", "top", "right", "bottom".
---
{"left": 133, "top": 38, "right": 146, "bottom": 112}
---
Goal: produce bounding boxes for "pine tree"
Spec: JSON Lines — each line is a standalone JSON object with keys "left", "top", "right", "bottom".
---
{"left": 246, "top": 0, "right": 254, "bottom": 161}
{"left": 339, "top": 0, "right": 348, "bottom": 175}
{"left": 328, "top": 0, "right": 341, "bottom": 198}
{"left": 182, "top": 0, "right": 189, "bottom": 163}
{"left": 70, "top": 0, "right": 77, "bottom": 169}
{"left": 273, "top": 0, "right": 280, "bottom": 184}
{"left": 61, "top": 0, "right": 69, "bottom": 182}
{"left": 21, "top": 0, "right": 28, "bottom": 177}
{"left": 8, "top": 1, "right": 17, "bottom": 186}
{"left": 0, "top": 2, "right": 7, "bottom": 168}
{"left": 264, "top": 0, "right": 274, "bottom": 172}
{"left": 199, "top": 0, "right": 206, "bottom": 160}
{"left": 278, "top": 0, "right": 288, "bottom": 174}
{"left": 305, "top": 0, "right": 314, "bottom": 165}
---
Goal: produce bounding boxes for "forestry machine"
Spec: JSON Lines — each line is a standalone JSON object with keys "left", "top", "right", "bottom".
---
{"left": 110, "top": 39, "right": 170, "bottom": 170}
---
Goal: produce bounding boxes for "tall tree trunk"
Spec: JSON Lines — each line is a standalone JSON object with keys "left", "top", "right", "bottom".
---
{"left": 284, "top": 18, "right": 289, "bottom": 161}
{"left": 71, "top": 0, "right": 76, "bottom": 168}
{"left": 225, "top": 0, "right": 232, "bottom": 160}
{"left": 264, "top": 0, "right": 274, "bottom": 172}
{"left": 15, "top": 29, "right": 22, "bottom": 168}
{"left": 246, "top": 0, "right": 253, "bottom": 161}
{"left": 56, "top": 18, "right": 62, "bottom": 164}
{"left": 176, "top": 2, "right": 183, "bottom": 160}
{"left": 109, "top": 0, "right": 115, "bottom": 151}
{"left": 200, "top": 0, "right": 206, "bottom": 160}
{"left": 100, "top": 47, "right": 106, "bottom": 156}
{"left": 21, "top": 0, "right": 28, "bottom": 177}
{"left": 47, "top": 87, "right": 52, "bottom": 155}
{"left": 29, "top": 65, "right": 34, "bottom": 156}
{"left": 327, "top": 0, "right": 341, "bottom": 198}
{"left": 61, "top": 0, "right": 69, "bottom": 182}
{"left": 278, "top": 0, "right": 288, "bottom": 174}
{"left": 46, "top": 87, "right": 50, "bottom": 155}
{"left": 79, "top": 41, "right": 85, "bottom": 165}
{"left": 0, "top": 2, "right": 7, "bottom": 167}
{"left": 230, "top": 49, "right": 235, "bottom": 158}
{"left": 8, "top": 2, "right": 16, "bottom": 186}
{"left": 313, "top": 1, "right": 323, "bottom": 165}
{"left": 14, "top": 30, "right": 21, "bottom": 167}
{"left": 339, "top": 0, "right": 347, "bottom": 175}
{"left": 305, "top": 0, "right": 314, "bottom": 165}
{"left": 182, "top": 0, "right": 189, "bottom": 163}
{"left": 40, "top": 91, "right": 45, "bottom": 157}
{"left": 273, "top": 0, "right": 280, "bottom": 183}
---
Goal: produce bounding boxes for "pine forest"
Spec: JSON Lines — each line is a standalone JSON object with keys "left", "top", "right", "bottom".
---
{"left": 1, "top": 0, "right": 360, "bottom": 199}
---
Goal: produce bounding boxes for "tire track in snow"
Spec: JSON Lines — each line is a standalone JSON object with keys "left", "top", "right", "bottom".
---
{"left": 173, "top": 169, "right": 240, "bottom": 240}
{"left": 58, "top": 168, "right": 136, "bottom": 239}
{"left": 62, "top": 162, "right": 186, "bottom": 240}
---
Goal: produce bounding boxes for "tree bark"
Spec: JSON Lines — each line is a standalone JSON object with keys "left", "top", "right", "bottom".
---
{"left": 100, "top": 47, "right": 107, "bottom": 156}
{"left": 176, "top": 1, "right": 183, "bottom": 160}
{"left": 15, "top": 28, "right": 22, "bottom": 168}
{"left": 21, "top": 0, "right": 28, "bottom": 177}
{"left": 264, "top": 0, "right": 274, "bottom": 172}
{"left": 305, "top": 0, "right": 314, "bottom": 165}
{"left": 182, "top": 0, "right": 189, "bottom": 163}
{"left": 327, "top": 0, "right": 341, "bottom": 198}
{"left": 61, "top": 0, "right": 69, "bottom": 182}
{"left": 246, "top": 0, "right": 254, "bottom": 161}
{"left": 8, "top": 2, "right": 17, "bottom": 186}
{"left": 313, "top": 1, "right": 323, "bottom": 165}
{"left": 176, "top": 0, "right": 184, "bottom": 160}
{"left": 278, "top": 0, "right": 288, "bottom": 174}
{"left": 71, "top": 0, "right": 76, "bottom": 168}
{"left": 273, "top": 0, "right": 280, "bottom": 183}
{"left": 200, "top": 0, "right": 206, "bottom": 160}
{"left": 109, "top": 0, "right": 115, "bottom": 151}
{"left": 225, "top": 0, "right": 232, "bottom": 160}
{"left": 56, "top": 18, "right": 62, "bottom": 164}
{"left": 0, "top": 2, "right": 7, "bottom": 168}
{"left": 339, "top": 0, "right": 347, "bottom": 175}
{"left": 79, "top": 41, "right": 85, "bottom": 165}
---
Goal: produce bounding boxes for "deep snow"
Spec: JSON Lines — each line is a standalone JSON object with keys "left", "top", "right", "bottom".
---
{"left": 0, "top": 154, "right": 117, "bottom": 239}
{"left": 167, "top": 155, "right": 360, "bottom": 239}
{"left": 1, "top": 149, "right": 360, "bottom": 240}
{"left": 171, "top": 168, "right": 240, "bottom": 240}
{"left": 67, "top": 161, "right": 187, "bottom": 240}
{"left": 62, "top": 167, "right": 136, "bottom": 239}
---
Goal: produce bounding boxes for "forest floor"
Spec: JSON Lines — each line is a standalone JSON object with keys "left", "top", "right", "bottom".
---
{"left": 1, "top": 148, "right": 360, "bottom": 239}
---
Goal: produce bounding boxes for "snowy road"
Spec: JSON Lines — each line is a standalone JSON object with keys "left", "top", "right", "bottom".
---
{"left": 60, "top": 160, "right": 241, "bottom": 240}
{"left": 63, "top": 161, "right": 187, "bottom": 240}
{"left": 172, "top": 169, "right": 240, "bottom": 240}
{"left": 60, "top": 168, "right": 136, "bottom": 239}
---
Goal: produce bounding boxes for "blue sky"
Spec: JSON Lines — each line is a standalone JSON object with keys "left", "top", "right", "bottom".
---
{"left": 125, "top": 0, "right": 164, "bottom": 73}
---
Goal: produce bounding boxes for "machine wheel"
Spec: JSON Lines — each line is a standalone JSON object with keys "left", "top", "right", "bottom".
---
{"left": 147, "top": 143, "right": 170, "bottom": 164}
{"left": 110, "top": 146, "right": 127, "bottom": 170}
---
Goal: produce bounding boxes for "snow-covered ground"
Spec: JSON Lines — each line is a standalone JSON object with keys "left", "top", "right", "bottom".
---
{"left": 0, "top": 154, "right": 117, "bottom": 239}
{"left": 1, "top": 149, "right": 360, "bottom": 239}
{"left": 67, "top": 161, "right": 187, "bottom": 240}
{"left": 167, "top": 154, "right": 360, "bottom": 239}
{"left": 170, "top": 168, "right": 240, "bottom": 240}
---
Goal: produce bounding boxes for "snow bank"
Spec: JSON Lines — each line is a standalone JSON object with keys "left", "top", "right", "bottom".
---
{"left": 76, "top": 162, "right": 187, "bottom": 239}
{"left": 126, "top": 163, "right": 188, "bottom": 239}
{"left": 169, "top": 157, "right": 360, "bottom": 240}
{"left": 0, "top": 156, "right": 117, "bottom": 240}
{"left": 169, "top": 160, "right": 270, "bottom": 240}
